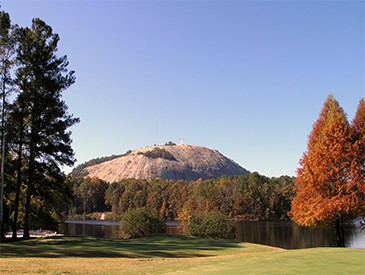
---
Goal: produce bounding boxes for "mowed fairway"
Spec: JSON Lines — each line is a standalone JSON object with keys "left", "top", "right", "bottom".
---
{"left": 0, "top": 235, "right": 364, "bottom": 274}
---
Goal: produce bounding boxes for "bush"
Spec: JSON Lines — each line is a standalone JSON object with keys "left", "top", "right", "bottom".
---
{"left": 143, "top": 147, "right": 176, "bottom": 161}
{"left": 165, "top": 141, "right": 176, "bottom": 146}
{"left": 187, "top": 211, "right": 236, "bottom": 239}
{"left": 120, "top": 207, "right": 166, "bottom": 239}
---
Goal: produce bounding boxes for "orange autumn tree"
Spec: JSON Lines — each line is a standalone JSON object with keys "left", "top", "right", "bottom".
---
{"left": 351, "top": 99, "right": 365, "bottom": 194}
{"left": 290, "top": 95, "right": 365, "bottom": 247}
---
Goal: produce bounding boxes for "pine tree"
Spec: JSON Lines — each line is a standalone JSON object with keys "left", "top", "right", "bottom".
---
{"left": 8, "top": 99, "right": 26, "bottom": 240}
{"left": 15, "top": 18, "right": 79, "bottom": 239}
{"left": 0, "top": 9, "right": 15, "bottom": 242}
{"left": 290, "top": 95, "right": 364, "bottom": 247}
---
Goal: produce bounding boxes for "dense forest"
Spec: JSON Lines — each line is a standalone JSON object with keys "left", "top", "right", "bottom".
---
{"left": 68, "top": 173, "right": 295, "bottom": 222}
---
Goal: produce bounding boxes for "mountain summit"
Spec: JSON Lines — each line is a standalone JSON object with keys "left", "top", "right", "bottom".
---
{"left": 81, "top": 144, "right": 250, "bottom": 182}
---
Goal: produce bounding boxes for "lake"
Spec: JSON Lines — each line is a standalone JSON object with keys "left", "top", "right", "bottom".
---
{"left": 60, "top": 219, "right": 365, "bottom": 249}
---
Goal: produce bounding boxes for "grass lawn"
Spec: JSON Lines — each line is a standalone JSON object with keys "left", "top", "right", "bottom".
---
{"left": 0, "top": 235, "right": 364, "bottom": 274}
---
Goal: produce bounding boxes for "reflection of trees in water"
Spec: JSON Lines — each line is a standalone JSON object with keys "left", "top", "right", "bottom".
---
{"left": 235, "top": 221, "right": 338, "bottom": 249}
{"left": 62, "top": 223, "right": 121, "bottom": 239}
{"left": 61, "top": 220, "right": 364, "bottom": 249}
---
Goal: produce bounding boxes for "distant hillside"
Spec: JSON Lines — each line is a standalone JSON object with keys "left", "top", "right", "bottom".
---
{"left": 73, "top": 144, "right": 250, "bottom": 182}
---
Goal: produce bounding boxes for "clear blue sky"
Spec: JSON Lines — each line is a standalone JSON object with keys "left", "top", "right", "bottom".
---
{"left": 2, "top": 0, "right": 364, "bottom": 177}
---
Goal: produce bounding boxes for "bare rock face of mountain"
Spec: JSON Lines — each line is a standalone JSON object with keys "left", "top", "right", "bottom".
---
{"left": 83, "top": 144, "right": 250, "bottom": 182}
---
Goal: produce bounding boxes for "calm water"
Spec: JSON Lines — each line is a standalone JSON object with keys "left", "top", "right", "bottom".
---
{"left": 61, "top": 220, "right": 365, "bottom": 249}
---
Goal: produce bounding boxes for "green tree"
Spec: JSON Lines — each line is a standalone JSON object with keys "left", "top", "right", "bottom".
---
{"left": 120, "top": 207, "right": 165, "bottom": 239}
{"left": 8, "top": 98, "right": 27, "bottom": 239}
{"left": 0, "top": 8, "right": 16, "bottom": 241}
{"left": 187, "top": 211, "right": 236, "bottom": 239}
{"left": 15, "top": 18, "right": 79, "bottom": 239}
{"left": 29, "top": 167, "right": 74, "bottom": 230}
{"left": 104, "top": 181, "right": 125, "bottom": 219}
{"left": 73, "top": 177, "right": 109, "bottom": 215}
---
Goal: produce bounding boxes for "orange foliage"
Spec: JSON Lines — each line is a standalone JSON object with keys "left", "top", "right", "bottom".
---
{"left": 350, "top": 99, "right": 365, "bottom": 208}
{"left": 290, "top": 95, "right": 365, "bottom": 228}
{"left": 352, "top": 98, "right": 365, "bottom": 134}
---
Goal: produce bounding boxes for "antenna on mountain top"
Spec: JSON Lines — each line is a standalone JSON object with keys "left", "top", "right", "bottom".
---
{"left": 155, "top": 121, "right": 159, "bottom": 146}
{"left": 180, "top": 137, "right": 184, "bottom": 145}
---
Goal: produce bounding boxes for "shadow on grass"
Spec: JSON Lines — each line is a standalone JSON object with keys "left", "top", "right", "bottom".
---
{"left": 0, "top": 235, "right": 244, "bottom": 258}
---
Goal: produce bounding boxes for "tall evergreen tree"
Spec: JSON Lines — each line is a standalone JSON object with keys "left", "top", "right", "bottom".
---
{"left": 0, "top": 9, "right": 16, "bottom": 241}
{"left": 0, "top": 9, "right": 15, "bottom": 117}
{"left": 290, "top": 95, "right": 365, "bottom": 247}
{"left": 8, "top": 98, "right": 27, "bottom": 239}
{"left": 15, "top": 18, "right": 79, "bottom": 239}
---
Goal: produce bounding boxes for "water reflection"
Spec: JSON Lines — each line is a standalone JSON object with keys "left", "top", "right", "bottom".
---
{"left": 346, "top": 221, "right": 364, "bottom": 248}
{"left": 60, "top": 220, "right": 364, "bottom": 249}
{"left": 235, "top": 221, "right": 337, "bottom": 249}
{"left": 62, "top": 220, "right": 121, "bottom": 239}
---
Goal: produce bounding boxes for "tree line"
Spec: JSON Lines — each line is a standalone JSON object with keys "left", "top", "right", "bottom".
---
{"left": 69, "top": 173, "right": 295, "bottom": 222}
{"left": 0, "top": 9, "right": 78, "bottom": 240}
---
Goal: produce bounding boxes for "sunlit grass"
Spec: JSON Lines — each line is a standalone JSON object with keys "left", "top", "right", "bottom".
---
{"left": 0, "top": 235, "right": 363, "bottom": 274}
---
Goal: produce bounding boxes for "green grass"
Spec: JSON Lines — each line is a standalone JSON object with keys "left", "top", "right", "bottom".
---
{"left": 0, "top": 235, "right": 271, "bottom": 258}
{"left": 0, "top": 235, "right": 364, "bottom": 274}
{"left": 184, "top": 247, "right": 365, "bottom": 275}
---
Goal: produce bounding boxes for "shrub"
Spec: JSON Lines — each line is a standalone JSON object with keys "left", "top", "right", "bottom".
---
{"left": 143, "top": 147, "right": 176, "bottom": 161}
{"left": 187, "top": 211, "right": 236, "bottom": 239}
{"left": 165, "top": 141, "right": 176, "bottom": 146}
{"left": 120, "top": 207, "right": 166, "bottom": 239}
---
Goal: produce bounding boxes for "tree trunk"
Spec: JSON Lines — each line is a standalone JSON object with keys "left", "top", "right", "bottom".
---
{"left": 0, "top": 72, "right": 6, "bottom": 243}
{"left": 23, "top": 137, "right": 35, "bottom": 240}
{"left": 12, "top": 115, "right": 24, "bottom": 240}
{"left": 335, "top": 216, "right": 345, "bottom": 247}
{"left": 0, "top": 132, "right": 4, "bottom": 242}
